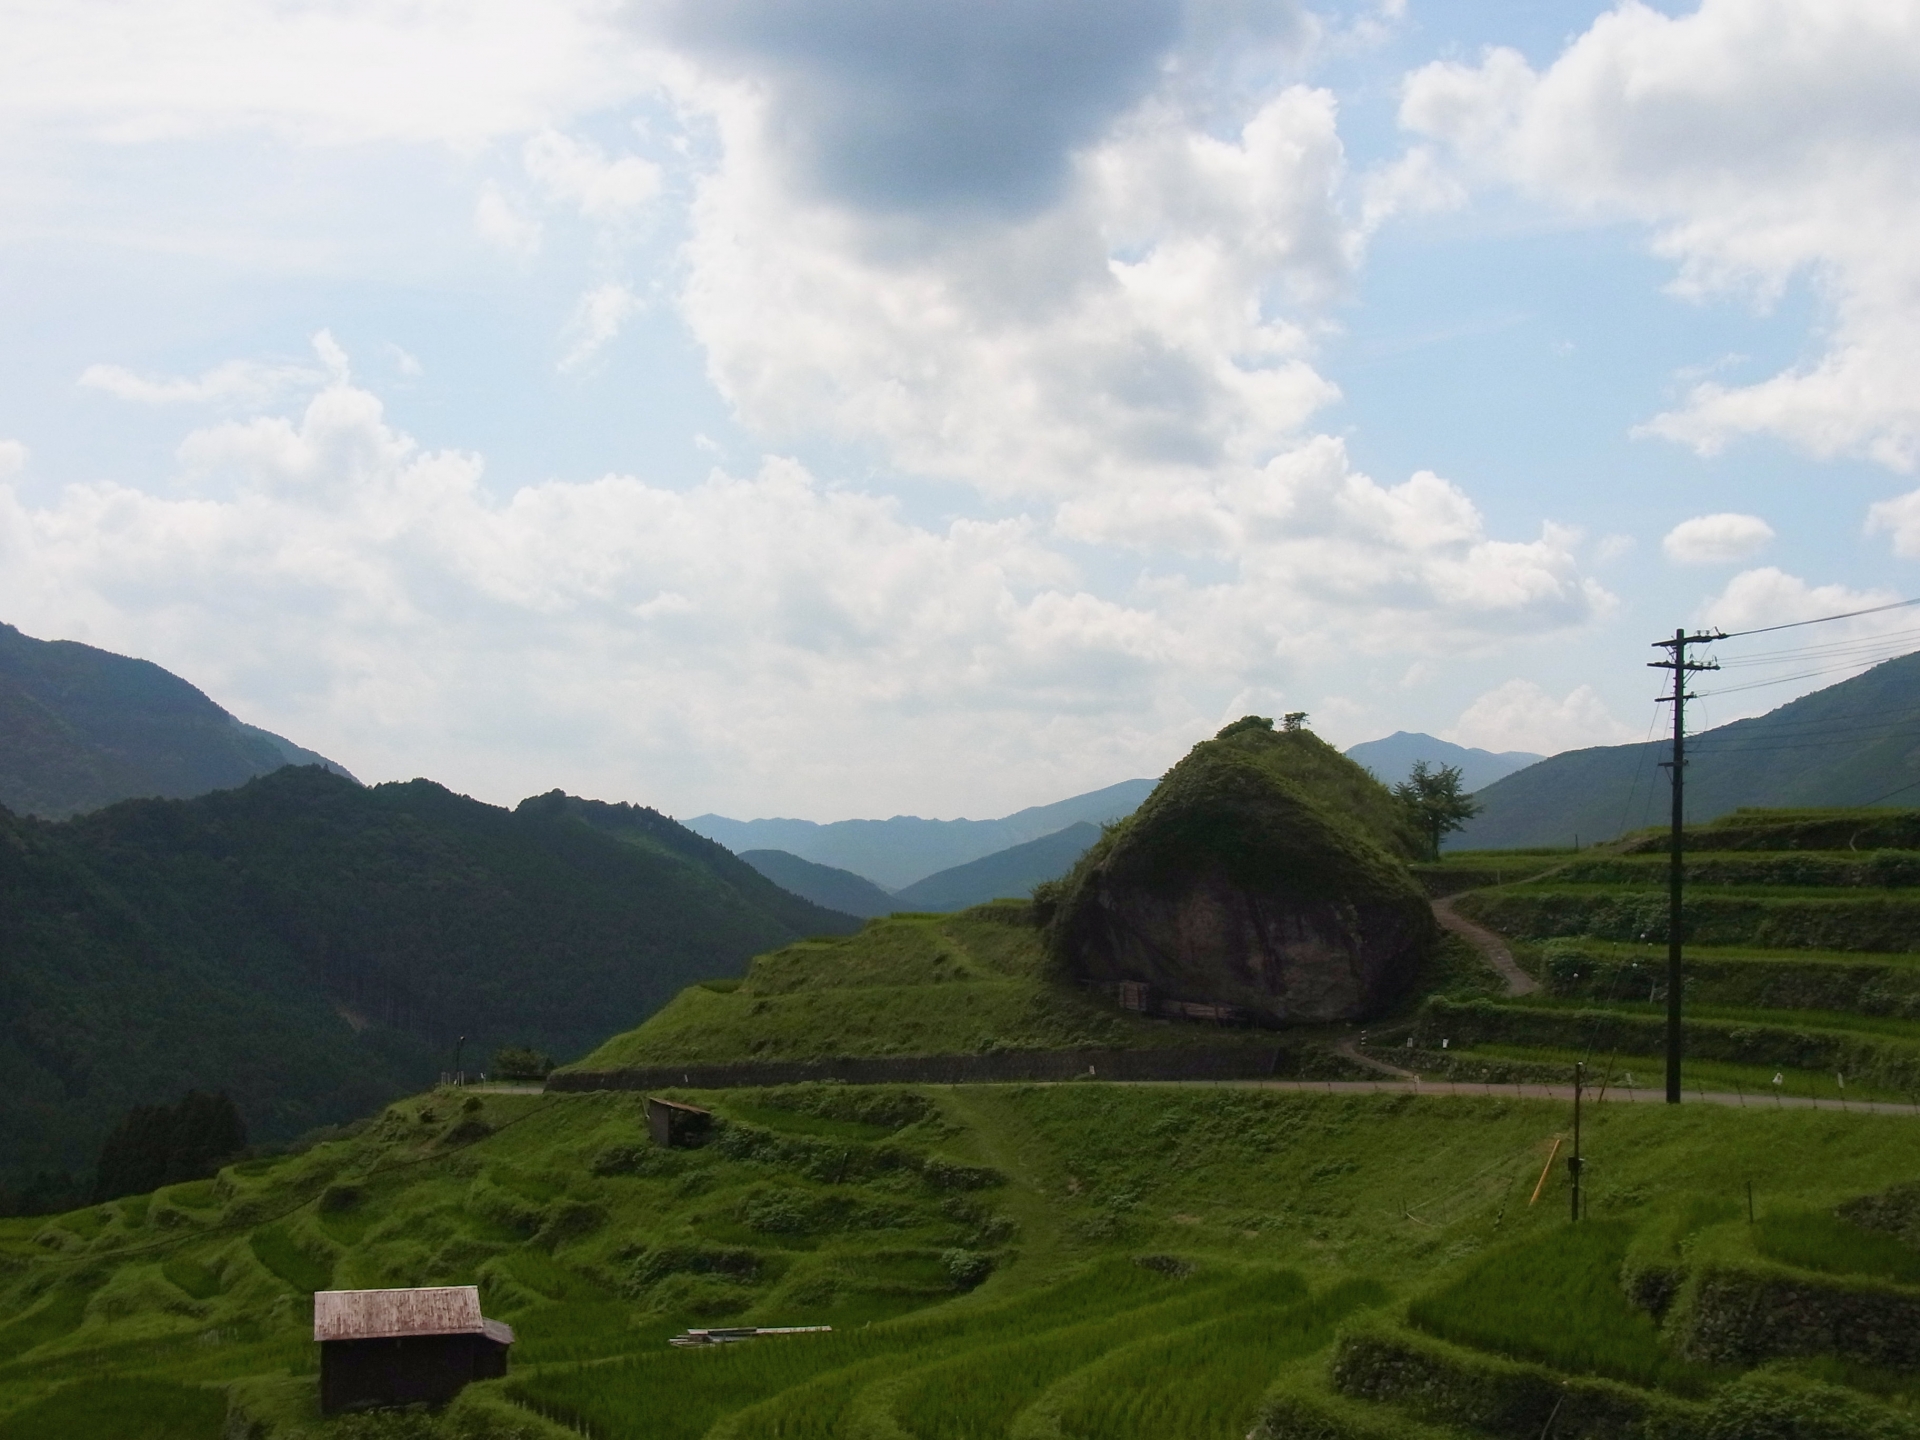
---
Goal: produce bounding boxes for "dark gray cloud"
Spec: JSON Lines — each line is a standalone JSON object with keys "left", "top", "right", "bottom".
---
{"left": 655, "top": 0, "right": 1186, "bottom": 215}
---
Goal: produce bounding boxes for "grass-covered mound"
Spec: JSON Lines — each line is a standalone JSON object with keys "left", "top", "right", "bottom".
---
{"left": 561, "top": 906, "right": 1251, "bottom": 1072}
{"left": 1046, "top": 720, "right": 1435, "bottom": 1022}
{"left": 8, "top": 1081, "right": 1920, "bottom": 1437}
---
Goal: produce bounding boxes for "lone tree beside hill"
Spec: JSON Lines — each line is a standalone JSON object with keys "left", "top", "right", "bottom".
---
{"left": 1394, "top": 760, "right": 1480, "bottom": 861}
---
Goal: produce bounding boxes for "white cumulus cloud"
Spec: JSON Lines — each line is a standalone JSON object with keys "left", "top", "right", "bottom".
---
{"left": 1399, "top": 0, "right": 1920, "bottom": 471}
{"left": 0, "top": 353, "right": 1612, "bottom": 818}
{"left": 1662, "top": 512, "right": 1774, "bottom": 564}
{"left": 1445, "top": 680, "right": 1635, "bottom": 757}
{"left": 678, "top": 73, "right": 1356, "bottom": 502}
{"left": 79, "top": 357, "right": 326, "bottom": 407}
{"left": 524, "top": 130, "right": 662, "bottom": 224}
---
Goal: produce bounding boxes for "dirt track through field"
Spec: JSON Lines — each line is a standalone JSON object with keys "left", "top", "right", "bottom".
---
{"left": 1432, "top": 895, "right": 1540, "bottom": 996}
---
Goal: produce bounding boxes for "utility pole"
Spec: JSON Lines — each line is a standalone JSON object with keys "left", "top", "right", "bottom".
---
{"left": 1569, "top": 1061, "right": 1583, "bottom": 1222}
{"left": 1649, "top": 629, "right": 1721, "bottom": 1104}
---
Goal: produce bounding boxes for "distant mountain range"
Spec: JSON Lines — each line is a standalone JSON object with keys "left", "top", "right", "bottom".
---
{"left": 1455, "top": 651, "right": 1920, "bottom": 850}
{"left": 689, "top": 777, "right": 1156, "bottom": 890}
{"left": 892, "top": 820, "right": 1102, "bottom": 911}
{"left": 740, "top": 849, "right": 898, "bottom": 918}
{"left": 0, "top": 767, "right": 856, "bottom": 1189}
{"left": 1343, "top": 731, "right": 1542, "bottom": 793}
{"left": 744, "top": 821, "right": 1107, "bottom": 915}
{"left": 0, "top": 621, "right": 354, "bottom": 819}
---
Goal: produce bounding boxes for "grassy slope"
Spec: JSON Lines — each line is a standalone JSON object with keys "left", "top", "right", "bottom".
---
{"left": 5, "top": 1082, "right": 1920, "bottom": 1437}
{"left": 565, "top": 908, "right": 1249, "bottom": 1069}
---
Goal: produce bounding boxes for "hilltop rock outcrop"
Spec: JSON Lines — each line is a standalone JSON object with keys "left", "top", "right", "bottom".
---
{"left": 1045, "top": 720, "right": 1435, "bottom": 1024}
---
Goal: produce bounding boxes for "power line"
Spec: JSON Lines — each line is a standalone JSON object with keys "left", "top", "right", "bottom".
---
{"left": 1717, "top": 597, "right": 1920, "bottom": 640}
{"left": 1696, "top": 655, "right": 1919, "bottom": 699}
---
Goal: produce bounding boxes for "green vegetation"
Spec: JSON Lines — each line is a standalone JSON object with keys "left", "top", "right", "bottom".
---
{"left": 0, "top": 766, "right": 858, "bottom": 1192}
{"left": 0, "top": 1377, "right": 226, "bottom": 1440}
{"left": 1754, "top": 1208, "right": 1920, "bottom": 1285}
{"left": 1, "top": 1076, "right": 1920, "bottom": 1438}
{"left": 1389, "top": 808, "right": 1920, "bottom": 1111}
{"left": 1396, "top": 760, "right": 1482, "bottom": 863}
{"left": 566, "top": 908, "right": 1254, "bottom": 1071}
{"left": 1055, "top": 720, "right": 1424, "bottom": 906}
{"left": 1043, "top": 721, "right": 1436, "bottom": 1022}
{"left": 1407, "top": 1221, "right": 1712, "bottom": 1391}
{"left": 93, "top": 1091, "right": 247, "bottom": 1204}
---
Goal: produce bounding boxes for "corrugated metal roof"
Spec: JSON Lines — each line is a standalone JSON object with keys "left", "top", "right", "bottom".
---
{"left": 314, "top": 1286, "right": 513, "bottom": 1344}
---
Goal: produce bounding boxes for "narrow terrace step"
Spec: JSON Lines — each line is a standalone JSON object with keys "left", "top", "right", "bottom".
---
{"left": 1418, "top": 996, "right": 1920, "bottom": 1097}
{"left": 1457, "top": 888, "right": 1920, "bottom": 953}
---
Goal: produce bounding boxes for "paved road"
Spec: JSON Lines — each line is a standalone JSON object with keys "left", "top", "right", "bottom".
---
{"left": 1433, "top": 895, "right": 1539, "bottom": 995}
{"left": 1139, "top": 1076, "right": 1920, "bottom": 1115}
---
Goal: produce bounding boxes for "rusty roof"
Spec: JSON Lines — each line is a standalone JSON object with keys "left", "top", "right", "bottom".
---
{"left": 313, "top": 1287, "right": 514, "bottom": 1345}
{"left": 647, "top": 1096, "right": 711, "bottom": 1115}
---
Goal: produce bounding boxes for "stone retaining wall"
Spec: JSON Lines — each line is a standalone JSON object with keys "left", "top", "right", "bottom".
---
{"left": 547, "top": 1045, "right": 1288, "bottom": 1093}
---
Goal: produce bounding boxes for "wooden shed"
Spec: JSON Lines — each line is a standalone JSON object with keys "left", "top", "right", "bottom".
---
{"left": 647, "top": 1095, "right": 714, "bottom": 1149}
{"left": 314, "top": 1286, "right": 514, "bottom": 1414}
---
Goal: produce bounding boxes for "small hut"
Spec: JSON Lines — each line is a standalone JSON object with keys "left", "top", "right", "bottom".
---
{"left": 647, "top": 1096, "right": 713, "bottom": 1149}
{"left": 315, "top": 1286, "right": 514, "bottom": 1414}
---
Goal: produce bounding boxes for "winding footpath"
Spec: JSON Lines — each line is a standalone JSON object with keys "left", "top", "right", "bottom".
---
{"left": 1432, "top": 894, "right": 1539, "bottom": 996}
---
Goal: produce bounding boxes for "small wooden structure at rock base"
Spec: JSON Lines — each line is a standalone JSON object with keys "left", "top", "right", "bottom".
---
{"left": 314, "top": 1286, "right": 514, "bottom": 1414}
{"left": 1090, "top": 979, "right": 1251, "bottom": 1026}
{"left": 648, "top": 1095, "right": 714, "bottom": 1148}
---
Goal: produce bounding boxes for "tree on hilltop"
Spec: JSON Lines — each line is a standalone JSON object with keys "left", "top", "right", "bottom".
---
{"left": 1394, "top": 760, "right": 1480, "bottom": 861}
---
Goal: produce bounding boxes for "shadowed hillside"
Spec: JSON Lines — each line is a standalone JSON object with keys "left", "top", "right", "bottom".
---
{"left": 0, "top": 769, "right": 858, "bottom": 1190}
{"left": 0, "top": 622, "right": 353, "bottom": 819}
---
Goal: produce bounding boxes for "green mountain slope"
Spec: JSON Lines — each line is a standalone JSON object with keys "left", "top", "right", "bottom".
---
{"left": 739, "top": 849, "right": 899, "bottom": 918}
{"left": 890, "top": 821, "right": 1100, "bottom": 912}
{"left": 0, "top": 769, "right": 858, "bottom": 1188}
{"left": 1455, "top": 651, "right": 1920, "bottom": 849}
{"left": 0, "top": 622, "right": 355, "bottom": 820}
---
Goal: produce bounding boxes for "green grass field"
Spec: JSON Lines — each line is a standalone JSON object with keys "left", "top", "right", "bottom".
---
{"left": 5, "top": 1076, "right": 1920, "bottom": 1438}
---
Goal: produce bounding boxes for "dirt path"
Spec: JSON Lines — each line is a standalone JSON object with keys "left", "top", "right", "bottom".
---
{"left": 1334, "top": 1036, "right": 1419, "bottom": 1080}
{"left": 1433, "top": 895, "right": 1540, "bottom": 996}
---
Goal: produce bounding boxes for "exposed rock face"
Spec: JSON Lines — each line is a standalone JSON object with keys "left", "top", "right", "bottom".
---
{"left": 1047, "top": 723, "right": 1434, "bottom": 1024}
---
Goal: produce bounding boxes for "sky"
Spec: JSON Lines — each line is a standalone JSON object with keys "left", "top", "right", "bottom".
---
{"left": 3, "top": 0, "right": 1919, "bottom": 821}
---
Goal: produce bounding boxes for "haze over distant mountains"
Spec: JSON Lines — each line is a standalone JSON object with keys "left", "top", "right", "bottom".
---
{"left": 0, "top": 621, "right": 354, "bottom": 819}
{"left": 1343, "top": 732, "right": 1543, "bottom": 793}
{"left": 1455, "top": 651, "right": 1920, "bottom": 850}
{"left": 689, "top": 778, "right": 1156, "bottom": 891}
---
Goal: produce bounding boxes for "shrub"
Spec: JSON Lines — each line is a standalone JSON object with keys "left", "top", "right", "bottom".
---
{"left": 943, "top": 1249, "right": 993, "bottom": 1289}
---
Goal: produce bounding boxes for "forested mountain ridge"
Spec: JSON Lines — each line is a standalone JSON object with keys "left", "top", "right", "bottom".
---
{"left": 0, "top": 767, "right": 858, "bottom": 1190}
{"left": 1455, "top": 651, "right": 1920, "bottom": 849}
{"left": 0, "top": 621, "right": 352, "bottom": 819}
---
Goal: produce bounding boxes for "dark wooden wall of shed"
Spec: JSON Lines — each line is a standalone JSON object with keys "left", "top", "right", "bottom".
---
{"left": 319, "top": 1333, "right": 508, "bottom": 1414}
{"left": 647, "top": 1098, "right": 712, "bottom": 1149}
